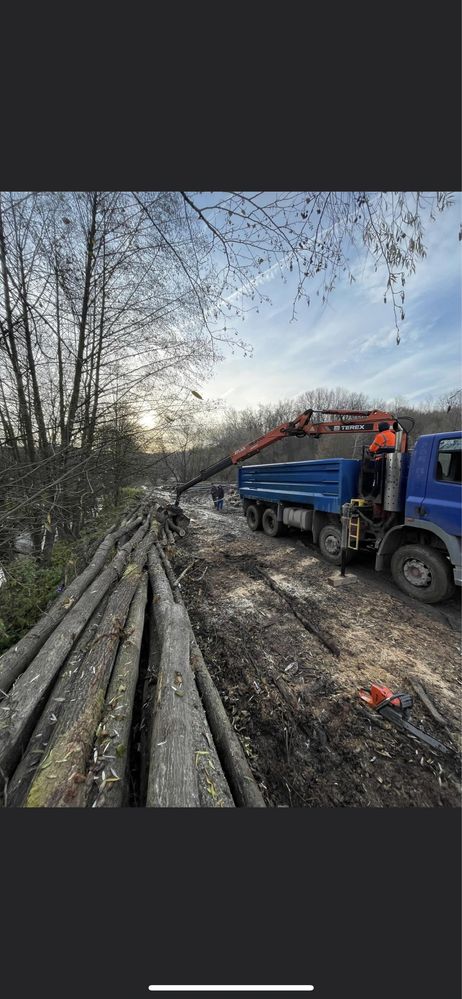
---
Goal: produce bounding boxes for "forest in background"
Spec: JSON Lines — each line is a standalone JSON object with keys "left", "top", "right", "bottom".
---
{"left": 153, "top": 386, "right": 462, "bottom": 488}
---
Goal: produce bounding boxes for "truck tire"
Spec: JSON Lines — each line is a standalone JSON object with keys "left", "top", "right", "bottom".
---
{"left": 246, "top": 504, "right": 262, "bottom": 531}
{"left": 318, "top": 524, "right": 353, "bottom": 566}
{"left": 390, "top": 544, "right": 455, "bottom": 604}
{"left": 262, "top": 508, "right": 283, "bottom": 538}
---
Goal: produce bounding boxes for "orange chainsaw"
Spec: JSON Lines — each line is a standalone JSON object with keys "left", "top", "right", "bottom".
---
{"left": 358, "top": 683, "right": 450, "bottom": 754}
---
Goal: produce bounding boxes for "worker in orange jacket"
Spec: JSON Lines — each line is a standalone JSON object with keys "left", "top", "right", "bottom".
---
{"left": 367, "top": 421, "right": 396, "bottom": 500}
{"left": 368, "top": 421, "right": 396, "bottom": 457}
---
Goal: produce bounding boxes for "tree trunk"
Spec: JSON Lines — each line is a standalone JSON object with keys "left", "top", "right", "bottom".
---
{"left": 63, "top": 192, "right": 98, "bottom": 447}
{"left": 0, "top": 519, "right": 151, "bottom": 795}
{"left": 0, "top": 516, "right": 143, "bottom": 697}
{"left": 149, "top": 543, "right": 253, "bottom": 807}
{"left": 23, "top": 534, "right": 153, "bottom": 807}
{"left": 190, "top": 640, "right": 266, "bottom": 808}
{"left": 87, "top": 574, "right": 148, "bottom": 807}
{"left": 146, "top": 602, "right": 200, "bottom": 808}
{"left": 6, "top": 594, "right": 111, "bottom": 807}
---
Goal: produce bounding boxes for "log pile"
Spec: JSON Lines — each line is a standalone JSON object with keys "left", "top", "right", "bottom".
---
{"left": 155, "top": 504, "right": 190, "bottom": 546}
{"left": 0, "top": 501, "right": 265, "bottom": 808}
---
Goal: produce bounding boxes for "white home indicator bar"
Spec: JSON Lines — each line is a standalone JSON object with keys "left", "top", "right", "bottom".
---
{"left": 148, "top": 988, "right": 314, "bottom": 992}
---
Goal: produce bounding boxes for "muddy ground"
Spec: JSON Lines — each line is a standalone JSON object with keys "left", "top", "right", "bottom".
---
{"left": 160, "top": 489, "right": 461, "bottom": 807}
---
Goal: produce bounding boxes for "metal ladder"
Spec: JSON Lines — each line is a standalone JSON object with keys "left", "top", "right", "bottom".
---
{"left": 348, "top": 513, "right": 361, "bottom": 550}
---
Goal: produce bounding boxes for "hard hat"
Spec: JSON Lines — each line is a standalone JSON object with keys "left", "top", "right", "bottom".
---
{"left": 378, "top": 421, "right": 390, "bottom": 432}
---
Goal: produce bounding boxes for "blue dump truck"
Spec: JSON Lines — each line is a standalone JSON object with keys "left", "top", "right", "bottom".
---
{"left": 238, "top": 431, "right": 462, "bottom": 604}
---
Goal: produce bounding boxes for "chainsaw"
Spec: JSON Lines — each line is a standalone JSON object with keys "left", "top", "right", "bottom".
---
{"left": 358, "top": 683, "right": 451, "bottom": 754}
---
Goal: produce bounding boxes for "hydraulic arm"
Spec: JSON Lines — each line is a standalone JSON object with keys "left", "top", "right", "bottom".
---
{"left": 174, "top": 408, "right": 407, "bottom": 503}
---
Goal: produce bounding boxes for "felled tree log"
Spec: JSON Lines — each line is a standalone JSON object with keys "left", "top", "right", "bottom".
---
{"left": 190, "top": 640, "right": 266, "bottom": 808}
{"left": 23, "top": 533, "right": 154, "bottom": 807}
{"left": 146, "top": 602, "right": 200, "bottom": 808}
{"left": 152, "top": 543, "right": 263, "bottom": 808}
{"left": 6, "top": 594, "right": 111, "bottom": 808}
{"left": 0, "top": 519, "right": 151, "bottom": 796}
{"left": 0, "top": 515, "right": 143, "bottom": 698}
{"left": 148, "top": 546, "right": 234, "bottom": 807}
{"left": 155, "top": 505, "right": 188, "bottom": 544}
{"left": 87, "top": 574, "right": 148, "bottom": 808}
{"left": 148, "top": 545, "right": 176, "bottom": 638}
{"left": 154, "top": 541, "right": 179, "bottom": 591}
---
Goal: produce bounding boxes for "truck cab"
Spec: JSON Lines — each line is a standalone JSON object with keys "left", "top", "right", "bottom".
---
{"left": 376, "top": 431, "right": 462, "bottom": 601}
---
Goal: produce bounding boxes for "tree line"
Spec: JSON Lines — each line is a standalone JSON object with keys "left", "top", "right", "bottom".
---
{"left": 154, "top": 386, "right": 462, "bottom": 489}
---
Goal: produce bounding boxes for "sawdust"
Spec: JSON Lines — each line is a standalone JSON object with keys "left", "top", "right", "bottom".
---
{"left": 155, "top": 486, "right": 461, "bottom": 807}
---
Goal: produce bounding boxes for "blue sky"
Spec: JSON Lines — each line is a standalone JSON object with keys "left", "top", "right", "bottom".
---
{"left": 202, "top": 194, "right": 461, "bottom": 409}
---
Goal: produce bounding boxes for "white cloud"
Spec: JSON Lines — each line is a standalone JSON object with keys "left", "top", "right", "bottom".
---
{"left": 204, "top": 195, "right": 461, "bottom": 410}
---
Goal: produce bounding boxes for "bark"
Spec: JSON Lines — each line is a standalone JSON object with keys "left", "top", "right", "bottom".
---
{"left": 152, "top": 542, "right": 260, "bottom": 807}
{"left": 0, "top": 515, "right": 143, "bottom": 697}
{"left": 64, "top": 193, "right": 98, "bottom": 447}
{"left": 148, "top": 545, "right": 234, "bottom": 807}
{"left": 0, "top": 196, "right": 35, "bottom": 460}
{"left": 17, "top": 246, "right": 49, "bottom": 456}
{"left": 23, "top": 533, "right": 153, "bottom": 807}
{"left": 190, "top": 640, "right": 266, "bottom": 808}
{"left": 254, "top": 566, "right": 341, "bottom": 657}
{"left": 88, "top": 574, "right": 148, "bottom": 807}
{"left": 407, "top": 675, "right": 449, "bottom": 727}
{"left": 0, "top": 518, "right": 151, "bottom": 795}
{"left": 154, "top": 541, "right": 180, "bottom": 591}
{"left": 146, "top": 602, "right": 200, "bottom": 808}
{"left": 6, "top": 594, "right": 111, "bottom": 807}
{"left": 268, "top": 668, "right": 300, "bottom": 713}
{"left": 147, "top": 545, "right": 176, "bottom": 637}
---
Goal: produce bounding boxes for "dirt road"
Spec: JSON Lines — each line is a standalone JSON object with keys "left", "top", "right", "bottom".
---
{"left": 162, "top": 490, "right": 461, "bottom": 807}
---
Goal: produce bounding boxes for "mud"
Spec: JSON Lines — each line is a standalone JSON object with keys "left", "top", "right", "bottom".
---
{"left": 160, "top": 489, "right": 461, "bottom": 807}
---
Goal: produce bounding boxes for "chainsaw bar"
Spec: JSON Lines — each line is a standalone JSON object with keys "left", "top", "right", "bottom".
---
{"left": 378, "top": 705, "right": 450, "bottom": 754}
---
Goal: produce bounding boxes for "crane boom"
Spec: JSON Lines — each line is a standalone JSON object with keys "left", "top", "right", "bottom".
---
{"left": 174, "top": 408, "right": 406, "bottom": 503}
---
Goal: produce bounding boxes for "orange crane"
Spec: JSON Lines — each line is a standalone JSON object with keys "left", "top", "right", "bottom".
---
{"left": 174, "top": 408, "right": 407, "bottom": 503}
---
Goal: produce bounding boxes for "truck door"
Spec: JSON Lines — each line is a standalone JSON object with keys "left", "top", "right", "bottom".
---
{"left": 405, "top": 435, "right": 433, "bottom": 518}
{"left": 421, "top": 436, "right": 462, "bottom": 536}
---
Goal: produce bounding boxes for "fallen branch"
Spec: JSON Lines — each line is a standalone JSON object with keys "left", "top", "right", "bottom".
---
{"left": 407, "top": 675, "right": 449, "bottom": 727}
{"left": 173, "top": 562, "right": 195, "bottom": 587}
{"left": 254, "top": 566, "right": 340, "bottom": 657}
{"left": 269, "top": 669, "right": 300, "bottom": 713}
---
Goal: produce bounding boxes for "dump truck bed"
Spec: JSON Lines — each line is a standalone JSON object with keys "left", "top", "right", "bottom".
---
{"left": 238, "top": 458, "right": 360, "bottom": 514}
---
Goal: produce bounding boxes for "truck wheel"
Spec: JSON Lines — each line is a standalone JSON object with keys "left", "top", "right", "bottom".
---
{"left": 390, "top": 544, "right": 455, "bottom": 604}
{"left": 246, "top": 504, "right": 262, "bottom": 531}
{"left": 318, "top": 524, "right": 353, "bottom": 566}
{"left": 262, "top": 508, "right": 283, "bottom": 537}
